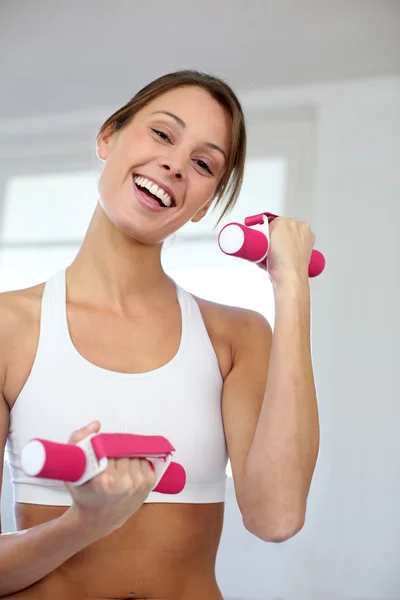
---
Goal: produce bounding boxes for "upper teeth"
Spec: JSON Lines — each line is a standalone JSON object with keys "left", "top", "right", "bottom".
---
{"left": 134, "top": 176, "right": 173, "bottom": 207}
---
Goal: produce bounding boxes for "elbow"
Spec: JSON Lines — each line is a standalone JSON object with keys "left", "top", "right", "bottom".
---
{"left": 243, "top": 513, "right": 305, "bottom": 543}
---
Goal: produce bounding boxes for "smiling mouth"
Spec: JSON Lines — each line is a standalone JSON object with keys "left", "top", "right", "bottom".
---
{"left": 132, "top": 175, "right": 176, "bottom": 208}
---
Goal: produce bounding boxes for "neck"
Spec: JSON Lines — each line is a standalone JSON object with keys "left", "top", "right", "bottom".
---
{"left": 67, "top": 203, "right": 175, "bottom": 311}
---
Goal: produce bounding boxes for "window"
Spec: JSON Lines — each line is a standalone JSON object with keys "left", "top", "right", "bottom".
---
{"left": 0, "top": 170, "right": 98, "bottom": 291}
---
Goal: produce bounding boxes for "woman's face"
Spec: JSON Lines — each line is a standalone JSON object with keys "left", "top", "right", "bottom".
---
{"left": 97, "top": 85, "right": 232, "bottom": 244}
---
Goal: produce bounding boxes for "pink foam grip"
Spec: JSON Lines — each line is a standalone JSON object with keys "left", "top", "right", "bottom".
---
{"left": 22, "top": 433, "right": 186, "bottom": 494}
{"left": 31, "top": 439, "right": 86, "bottom": 482}
{"left": 218, "top": 222, "right": 269, "bottom": 261}
{"left": 91, "top": 433, "right": 184, "bottom": 494}
{"left": 91, "top": 433, "right": 175, "bottom": 462}
{"left": 154, "top": 461, "right": 186, "bottom": 494}
{"left": 309, "top": 250, "right": 325, "bottom": 277}
{"left": 219, "top": 222, "right": 325, "bottom": 277}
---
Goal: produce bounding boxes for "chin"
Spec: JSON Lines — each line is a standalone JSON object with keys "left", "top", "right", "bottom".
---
{"left": 100, "top": 199, "right": 179, "bottom": 246}
{"left": 115, "top": 217, "right": 167, "bottom": 246}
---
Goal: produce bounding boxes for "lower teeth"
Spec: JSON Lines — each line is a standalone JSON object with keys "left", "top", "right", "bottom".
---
{"left": 137, "top": 185, "right": 165, "bottom": 207}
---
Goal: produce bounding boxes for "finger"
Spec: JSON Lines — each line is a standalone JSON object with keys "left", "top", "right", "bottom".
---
{"left": 141, "top": 460, "right": 157, "bottom": 488}
{"left": 132, "top": 459, "right": 154, "bottom": 487}
{"left": 115, "top": 457, "right": 132, "bottom": 476}
{"left": 68, "top": 421, "right": 101, "bottom": 444}
{"left": 140, "top": 459, "right": 154, "bottom": 474}
{"left": 129, "top": 458, "right": 144, "bottom": 479}
{"left": 107, "top": 458, "right": 117, "bottom": 471}
{"left": 269, "top": 216, "right": 283, "bottom": 231}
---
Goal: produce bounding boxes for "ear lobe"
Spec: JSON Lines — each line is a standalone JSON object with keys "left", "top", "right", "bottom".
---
{"left": 96, "top": 138, "right": 108, "bottom": 162}
{"left": 191, "top": 199, "right": 214, "bottom": 223}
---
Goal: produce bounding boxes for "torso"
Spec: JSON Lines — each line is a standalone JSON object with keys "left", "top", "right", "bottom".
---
{"left": 1, "top": 278, "right": 236, "bottom": 600}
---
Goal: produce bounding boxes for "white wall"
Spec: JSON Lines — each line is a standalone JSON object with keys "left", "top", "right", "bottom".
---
{"left": 1, "top": 75, "right": 400, "bottom": 599}
{"left": 215, "top": 76, "right": 400, "bottom": 600}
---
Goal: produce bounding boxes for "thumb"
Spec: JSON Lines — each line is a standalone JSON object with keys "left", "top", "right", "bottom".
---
{"left": 68, "top": 420, "right": 101, "bottom": 445}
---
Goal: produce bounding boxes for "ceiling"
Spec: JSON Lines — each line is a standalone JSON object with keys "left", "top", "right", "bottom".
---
{"left": 1, "top": 0, "right": 399, "bottom": 121}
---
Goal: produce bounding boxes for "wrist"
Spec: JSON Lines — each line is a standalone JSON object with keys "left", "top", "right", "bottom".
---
{"left": 63, "top": 505, "right": 105, "bottom": 543}
{"left": 272, "top": 272, "right": 310, "bottom": 295}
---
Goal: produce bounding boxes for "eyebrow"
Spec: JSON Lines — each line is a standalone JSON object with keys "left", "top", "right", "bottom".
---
{"left": 150, "top": 110, "right": 227, "bottom": 162}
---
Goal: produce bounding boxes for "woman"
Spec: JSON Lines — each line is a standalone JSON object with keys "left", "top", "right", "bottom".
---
{"left": 0, "top": 70, "right": 320, "bottom": 599}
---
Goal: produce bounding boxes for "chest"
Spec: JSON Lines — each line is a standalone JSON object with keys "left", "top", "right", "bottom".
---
{"left": 68, "top": 302, "right": 183, "bottom": 374}
{"left": 5, "top": 298, "right": 232, "bottom": 409}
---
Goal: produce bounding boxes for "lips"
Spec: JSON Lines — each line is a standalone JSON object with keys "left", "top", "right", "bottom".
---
{"left": 132, "top": 177, "right": 171, "bottom": 212}
{"left": 132, "top": 173, "right": 177, "bottom": 207}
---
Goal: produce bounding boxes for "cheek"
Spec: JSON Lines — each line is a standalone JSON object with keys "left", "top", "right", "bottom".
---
{"left": 97, "top": 163, "right": 115, "bottom": 199}
{"left": 97, "top": 160, "right": 125, "bottom": 213}
{"left": 187, "top": 177, "right": 217, "bottom": 207}
{"left": 121, "top": 128, "right": 153, "bottom": 162}
{"left": 131, "top": 129, "right": 150, "bottom": 146}
{"left": 98, "top": 144, "right": 133, "bottom": 194}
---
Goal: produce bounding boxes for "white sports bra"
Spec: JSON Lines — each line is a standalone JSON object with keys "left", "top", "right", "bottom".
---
{"left": 6, "top": 269, "right": 228, "bottom": 506}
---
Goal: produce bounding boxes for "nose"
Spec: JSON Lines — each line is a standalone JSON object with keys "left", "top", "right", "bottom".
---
{"left": 160, "top": 147, "right": 187, "bottom": 180}
{"left": 161, "top": 161, "right": 183, "bottom": 180}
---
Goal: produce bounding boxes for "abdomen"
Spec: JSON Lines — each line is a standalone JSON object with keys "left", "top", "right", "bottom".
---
{"left": 13, "top": 502, "right": 225, "bottom": 599}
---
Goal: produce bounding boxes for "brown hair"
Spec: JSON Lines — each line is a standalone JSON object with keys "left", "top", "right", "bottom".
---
{"left": 97, "top": 70, "right": 246, "bottom": 224}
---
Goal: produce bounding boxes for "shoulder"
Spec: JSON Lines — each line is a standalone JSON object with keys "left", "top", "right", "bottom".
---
{"left": 193, "top": 293, "right": 272, "bottom": 359}
{"left": 0, "top": 283, "right": 45, "bottom": 330}
{"left": 196, "top": 293, "right": 270, "bottom": 328}
{"left": 0, "top": 283, "right": 45, "bottom": 388}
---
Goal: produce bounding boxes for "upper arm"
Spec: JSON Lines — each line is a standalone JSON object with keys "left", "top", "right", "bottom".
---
{"left": 0, "top": 291, "right": 28, "bottom": 534}
{"left": 221, "top": 309, "right": 272, "bottom": 517}
{"left": 0, "top": 396, "right": 10, "bottom": 534}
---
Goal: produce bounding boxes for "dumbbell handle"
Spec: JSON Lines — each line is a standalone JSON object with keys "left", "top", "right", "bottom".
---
{"left": 21, "top": 433, "right": 186, "bottom": 494}
{"left": 218, "top": 215, "right": 325, "bottom": 277}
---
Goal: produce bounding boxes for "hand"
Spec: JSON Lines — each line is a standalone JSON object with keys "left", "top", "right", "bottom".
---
{"left": 64, "top": 422, "right": 156, "bottom": 539}
{"left": 259, "top": 217, "right": 316, "bottom": 286}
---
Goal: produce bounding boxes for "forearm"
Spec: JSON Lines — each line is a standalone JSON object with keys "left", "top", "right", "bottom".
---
{"left": 0, "top": 506, "right": 100, "bottom": 596}
{"left": 244, "top": 278, "right": 320, "bottom": 537}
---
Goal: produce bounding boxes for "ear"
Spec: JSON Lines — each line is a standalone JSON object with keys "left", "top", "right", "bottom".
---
{"left": 191, "top": 198, "right": 214, "bottom": 223}
{"left": 96, "top": 125, "right": 115, "bottom": 161}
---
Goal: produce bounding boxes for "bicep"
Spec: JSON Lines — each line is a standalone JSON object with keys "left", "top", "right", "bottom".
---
{"left": 222, "top": 310, "right": 272, "bottom": 513}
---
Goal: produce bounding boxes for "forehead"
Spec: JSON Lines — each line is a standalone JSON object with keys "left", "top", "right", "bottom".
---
{"left": 139, "top": 86, "right": 232, "bottom": 151}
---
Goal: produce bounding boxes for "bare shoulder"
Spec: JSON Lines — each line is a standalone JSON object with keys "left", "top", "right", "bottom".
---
{"left": 0, "top": 283, "right": 45, "bottom": 333}
{"left": 0, "top": 283, "right": 45, "bottom": 390}
{"left": 193, "top": 293, "right": 272, "bottom": 353}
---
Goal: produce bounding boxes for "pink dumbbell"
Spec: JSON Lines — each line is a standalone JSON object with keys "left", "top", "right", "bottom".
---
{"left": 218, "top": 211, "right": 325, "bottom": 277}
{"left": 21, "top": 432, "right": 186, "bottom": 494}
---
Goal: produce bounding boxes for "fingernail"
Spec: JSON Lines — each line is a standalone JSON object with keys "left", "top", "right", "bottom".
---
{"left": 88, "top": 421, "right": 98, "bottom": 432}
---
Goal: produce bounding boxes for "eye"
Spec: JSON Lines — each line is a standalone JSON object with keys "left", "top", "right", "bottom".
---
{"left": 151, "top": 128, "right": 171, "bottom": 143}
{"left": 195, "top": 159, "right": 214, "bottom": 175}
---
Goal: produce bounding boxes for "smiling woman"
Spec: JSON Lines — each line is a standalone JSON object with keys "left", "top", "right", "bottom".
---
{"left": 96, "top": 71, "right": 245, "bottom": 223}
{"left": 0, "top": 69, "right": 320, "bottom": 600}
{"left": 94, "top": 76, "right": 246, "bottom": 247}
{"left": 0, "top": 71, "right": 249, "bottom": 600}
